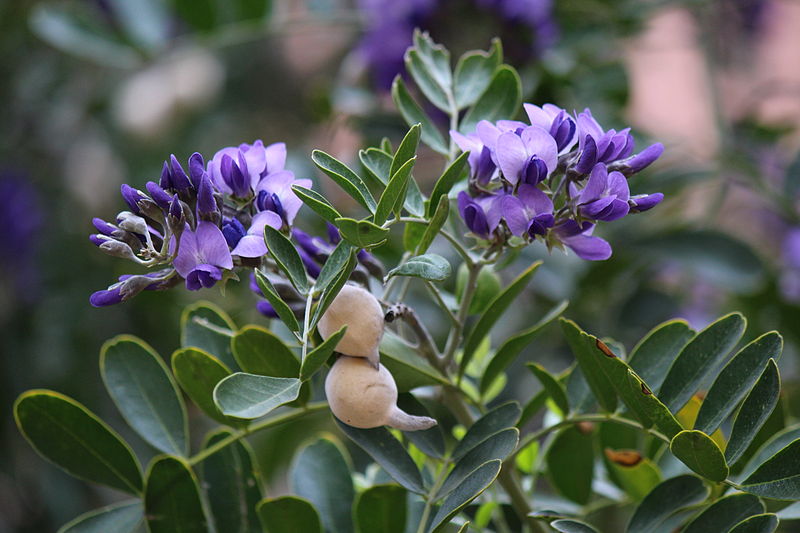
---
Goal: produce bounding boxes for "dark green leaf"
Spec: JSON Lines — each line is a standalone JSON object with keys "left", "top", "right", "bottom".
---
{"left": 546, "top": 426, "right": 595, "bottom": 504}
{"left": 460, "top": 261, "right": 541, "bottom": 379}
{"left": 264, "top": 226, "right": 309, "bottom": 293}
{"left": 173, "top": 0, "right": 215, "bottom": 32}
{"left": 144, "top": 455, "right": 208, "bottom": 533}
{"left": 380, "top": 331, "right": 449, "bottom": 392}
{"left": 403, "top": 221, "right": 427, "bottom": 253}
{"left": 670, "top": 430, "right": 729, "bottom": 482}
{"left": 726, "top": 360, "right": 781, "bottom": 465}
{"left": 519, "top": 390, "right": 548, "bottom": 427}
{"left": 202, "top": 429, "right": 262, "bottom": 533}
{"left": 683, "top": 493, "right": 765, "bottom": 533}
{"left": 460, "top": 66, "right": 522, "bottom": 133}
{"left": 14, "top": 390, "right": 142, "bottom": 494}
{"left": 234, "top": 0, "right": 271, "bottom": 20}
{"left": 254, "top": 270, "right": 301, "bottom": 332}
{"left": 550, "top": 519, "right": 600, "bottom": 533}
{"left": 437, "top": 428, "right": 518, "bottom": 498}
{"left": 626, "top": 475, "right": 708, "bottom": 533}
{"left": 334, "top": 217, "right": 389, "bottom": 248}
{"left": 452, "top": 402, "right": 521, "bottom": 462}
{"left": 312, "top": 150, "right": 376, "bottom": 212}
{"left": 623, "top": 369, "right": 683, "bottom": 439}
{"left": 739, "top": 424, "right": 800, "bottom": 480}
{"left": 397, "top": 394, "right": 446, "bottom": 459}
{"left": 729, "top": 514, "right": 779, "bottom": 533}
{"left": 58, "top": 501, "right": 142, "bottom": 533}
{"left": 479, "top": 300, "right": 567, "bottom": 395}
{"left": 292, "top": 437, "right": 355, "bottom": 533}
{"left": 454, "top": 39, "right": 502, "bottom": 109}
{"left": 696, "top": 332, "right": 782, "bottom": 434}
{"left": 336, "top": 420, "right": 425, "bottom": 494}
{"left": 301, "top": 326, "right": 346, "bottom": 381}
{"left": 391, "top": 77, "right": 448, "bottom": 155}
{"left": 417, "top": 195, "right": 450, "bottom": 255}
{"left": 428, "top": 151, "right": 469, "bottom": 218}
{"left": 741, "top": 438, "right": 800, "bottom": 500}
{"left": 100, "top": 335, "right": 188, "bottom": 456}
{"left": 428, "top": 460, "right": 502, "bottom": 533}
{"left": 388, "top": 254, "right": 452, "bottom": 282}
{"left": 232, "top": 326, "right": 298, "bottom": 377}
{"left": 291, "top": 185, "right": 341, "bottom": 224}
{"left": 628, "top": 319, "right": 695, "bottom": 393}
{"left": 355, "top": 485, "right": 407, "bottom": 533}
{"left": 257, "top": 496, "right": 322, "bottom": 533}
{"left": 181, "top": 300, "right": 238, "bottom": 369}
{"left": 172, "top": 347, "right": 235, "bottom": 425}
{"left": 560, "top": 318, "right": 618, "bottom": 413}
{"left": 527, "top": 363, "right": 569, "bottom": 416}
{"left": 659, "top": 313, "right": 746, "bottom": 413}
{"left": 375, "top": 156, "right": 416, "bottom": 225}
{"left": 214, "top": 373, "right": 301, "bottom": 419}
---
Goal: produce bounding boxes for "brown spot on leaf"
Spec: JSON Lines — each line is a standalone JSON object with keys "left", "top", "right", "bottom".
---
{"left": 576, "top": 421, "right": 595, "bottom": 435}
{"left": 596, "top": 338, "right": 616, "bottom": 357}
{"left": 641, "top": 383, "right": 652, "bottom": 395}
{"left": 604, "top": 448, "right": 643, "bottom": 467}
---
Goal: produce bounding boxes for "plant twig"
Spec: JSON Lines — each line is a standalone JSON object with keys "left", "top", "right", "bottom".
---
{"left": 384, "top": 302, "right": 443, "bottom": 370}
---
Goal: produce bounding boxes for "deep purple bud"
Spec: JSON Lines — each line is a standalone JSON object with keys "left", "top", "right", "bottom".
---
{"left": 326, "top": 223, "right": 341, "bottom": 244}
{"left": 527, "top": 213, "right": 555, "bottom": 237}
{"left": 256, "top": 300, "right": 279, "bottom": 318}
{"left": 475, "top": 146, "right": 497, "bottom": 185}
{"left": 626, "top": 143, "right": 664, "bottom": 174}
{"left": 221, "top": 154, "right": 250, "bottom": 198}
{"left": 169, "top": 154, "right": 192, "bottom": 191}
{"left": 92, "top": 217, "right": 116, "bottom": 236}
{"left": 145, "top": 181, "right": 172, "bottom": 210}
{"left": 196, "top": 176, "right": 217, "bottom": 219}
{"left": 575, "top": 136, "right": 598, "bottom": 174}
{"left": 90, "top": 286, "right": 124, "bottom": 307}
{"left": 120, "top": 184, "right": 145, "bottom": 214}
{"left": 257, "top": 190, "right": 284, "bottom": 220}
{"left": 221, "top": 217, "right": 246, "bottom": 248}
{"left": 550, "top": 111, "right": 576, "bottom": 152}
{"left": 159, "top": 161, "right": 173, "bottom": 190}
{"left": 169, "top": 194, "right": 183, "bottom": 220}
{"left": 629, "top": 193, "right": 664, "bottom": 213}
{"left": 522, "top": 156, "right": 548, "bottom": 185}
{"left": 89, "top": 234, "right": 107, "bottom": 246}
{"left": 458, "top": 192, "right": 490, "bottom": 238}
{"left": 188, "top": 152, "right": 206, "bottom": 189}
{"left": 292, "top": 228, "right": 322, "bottom": 258}
{"left": 185, "top": 264, "right": 223, "bottom": 291}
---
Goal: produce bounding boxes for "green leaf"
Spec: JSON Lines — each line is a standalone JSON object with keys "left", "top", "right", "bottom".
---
{"left": 310, "top": 254, "right": 359, "bottom": 331}
{"left": 232, "top": 326, "right": 299, "bottom": 377}
{"left": 292, "top": 437, "right": 355, "bottom": 533}
{"left": 301, "top": 326, "right": 346, "bottom": 381}
{"left": 696, "top": 332, "right": 782, "bottom": 434}
{"left": 670, "top": 430, "right": 729, "bottom": 482}
{"left": 726, "top": 360, "right": 781, "bottom": 465}
{"left": 100, "top": 335, "right": 188, "bottom": 456}
{"left": 428, "top": 460, "right": 502, "bottom": 533}
{"left": 173, "top": 0, "right": 215, "bottom": 32}
{"left": 560, "top": 318, "right": 618, "bottom": 413}
{"left": 741, "top": 437, "right": 800, "bottom": 500}
{"left": 437, "top": 428, "right": 518, "bottom": 498}
{"left": 546, "top": 426, "right": 595, "bottom": 505}
{"left": 604, "top": 452, "right": 661, "bottom": 501}
{"left": 336, "top": 420, "right": 425, "bottom": 494}
{"left": 428, "top": 151, "right": 469, "bottom": 217}
{"left": 406, "top": 49, "right": 451, "bottom": 111}
{"left": 452, "top": 402, "right": 521, "bottom": 462}
{"left": 355, "top": 485, "right": 407, "bottom": 533}
{"left": 257, "top": 496, "right": 322, "bottom": 533}
{"left": 739, "top": 424, "right": 800, "bottom": 480}
{"left": 550, "top": 519, "right": 600, "bottom": 533}
{"left": 515, "top": 439, "right": 539, "bottom": 474}
{"left": 460, "top": 261, "right": 541, "bottom": 379}
{"left": 388, "top": 254, "right": 452, "bottom": 282}
{"left": 659, "top": 313, "right": 746, "bottom": 413}
{"left": 626, "top": 475, "right": 708, "bottom": 533}
{"left": 254, "top": 270, "right": 301, "bottom": 332}
{"left": 144, "top": 455, "right": 208, "bottom": 533}
{"left": 314, "top": 240, "right": 356, "bottom": 295}
{"left": 312, "top": 150, "right": 376, "bottom": 212}
{"left": 454, "top": 39, "right": 502, "bottom": 109}
{"left": 380, "top": 331, "right": 449, "bottom": 391}
{"left": 202, "top": 429, "right": 262, "bottom": 533}
{"left": 627, "top": 319, "right": 695, "bottom": 393}
{"left": 460, "top": 66, "right": 522, "bottom": 133}
{"left": 391, "top": 124, "right": 421, "bottom": 176}
{"left": 729, "top": 514, "right": 779, "bottom": 533}
{"left": 683, "top": 493, "right": 765, "bottom": 533}
{"left": 391, "top": 76, "right": 449, "bottom": 155}
{"left": 416, "top": 194, "right": 450, "bottom": 255}
{"left": 397, "top": 394, "right": 446, "bottom": 459}
{"left": 172, "top": 347, "right": 235, "bottom": 425}
{"left": 334, "top": 217, "right": 390, "bottom": 248}
{"left": 360, "top": 147, "right": 392, "bottom": 187}
{"left": 291, "top": 185, "right": 342, "bottom": 224}
{"left": 526, "top": 364, "right": 569, "bottom": 416}
{"left": 375, "top": 156, "right": 416, "bottom": 225}
{"left": 214, "top": 373, "right": 301, "bottom": 419}
{"left": 264, "top": 226, "right": 309, "bottom": 293}
{"left": 14, "top": 390, "right": 142, "bottom": 494}
{"left": 181, "top": 300, "right": 238, "bottom": 369}
{"left": 623, "top": 369, "right": 684, "bottom": 439}
{"left": 58, "top": 501, "right": 142, "bottom": 533}
{"left": 479, "top": 300, "right": 567, "bottom": 394}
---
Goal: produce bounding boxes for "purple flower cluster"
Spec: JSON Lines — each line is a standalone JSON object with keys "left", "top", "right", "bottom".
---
{"left": 452, "top": 104, "right": 664, "bottom": 260}
{"left": 89, "top": 141, "right": 309, "bottom": 306}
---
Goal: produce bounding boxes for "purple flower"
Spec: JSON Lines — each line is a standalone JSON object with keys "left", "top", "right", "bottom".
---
{"left": 255, "top": 170, "right": 312, "bottom": 226}
{"left": 208, "top": 140, "right": 287, "bottom": 197}
{"left": 629, "top": 192, "right": 664, "bottom": 213}
{"left": 497, "top": 185, "right": 555, "bottom": 238}
{"left": 621, "top": 143, "right": 664, "bottom": 174}
{"left": 172, "top": 221, "right": 234, "bottom": 290}
{"left": 89, "top": 271, "right": 172, "bottom": 307}
{"left": 524, "top": 103, "right": 577, "bottom": 153}
{"left": 494, "top": 125, "right": 558, "bottom": 186}
{"left": 458, "top": 192, "right": 499, "bottom": 239}
{"left": 230, "top": 211, "right": 283, "bottom": 258}
{"left": 554, "top": 220, "right": 612, "bottom": 261}
{"left": 574, "top": 109, "right": 634, "bottom": 173}
{"left": 449, "top": 131, "right": 497, "bottom": 185}
{"left": 572, "top": 164, "right": 630, "bottom": 222}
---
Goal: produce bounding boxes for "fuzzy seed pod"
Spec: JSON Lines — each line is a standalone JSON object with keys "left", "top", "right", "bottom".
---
{"left": 318, "top": 284, "right": 383, "bottom": 367}
{"left": 325, "top": 356, "right": 436, "bottom": 431}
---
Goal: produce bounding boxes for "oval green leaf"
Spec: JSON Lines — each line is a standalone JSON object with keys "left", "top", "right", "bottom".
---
{"left": 232, "top": 326, "right": 299, "bottom": 377}
{"left": 683, "top": 493, "right": 765, "bottom": 533}
{"left": 257, "top": 496, "right": 322, "bottom": 533}
{"left": 254, "top": 270, "right": 302, "bottom": 332}
{"left": 428, "top": 151, "right": 469, "bottom": 218}
{"left": 726, "top": 359, "right": 781, "bottom": 465}
{"left": 181, "top": 300, "right": 238, "bottom": 369}
{"left": 546, "top": 426, "right": 595, "bottom": 505}
{"left": 355, "top": 485, "right": 407, "bottom": 533}
{"left": 626, "top": 475, "right": 708, "bottom": 533}
{"left": 459, "top": 65, "right": 522, "bottom": 134}
{"left": 291, "top": 185, "right": 341, "bottom": 224}
{"left": 428, "top": 460, "right": 502, "bottom": 533}
{"left": 374, "top": 156, "right": 416, "bottom": 225}
{"left": 454, "top": 39, "right": 502, "bottom": 109}
{"left": 264, "top": 226, "right": 310, "bottom": 293}
{"left": 388, "top": 253, "right": 452, "bottom": 282}
{"left": 741, "top": 438, "right": 800, "bottom": 500}
{"left": 452, "top": 402, "right": 521, "bottom": 462}
{"left": 437, "top": 428, "right": 518, "bottom": 499}
{"left": 670, "top": 430, "right": 729, "bottom": 482}
{"left": 311, "top": 150, "right": 376, "bottom": 213}
{"left": 214, "top": 373, "right": 301, "bottom": 419}
{"left": 730, "top": 514, "right": 779, "bottom": 533}
{"left": 390, "top": 77, "right": 448, "bottom": 155}
{"left": 301, "top": 325, "right": 346, "bottom": 381}
{"left": 627, "top": 319, "right": 695, "bottom": 393}
{"left": 171, "top": 347, "right": 236, "bottom": 426}
{"left": 334, "top": 217, "right": 389, "bottom": 248}
{"left": 560, "top": 318, "right": 617, "bottom": 413}
{"left": 417, "top": 194, "right": 450, "bottom": 255}
{"left": 526, "top": 363, "right": 569, "bottom": 417}
{"left": 144, "top": 455, "right": 208, "bottom": 533}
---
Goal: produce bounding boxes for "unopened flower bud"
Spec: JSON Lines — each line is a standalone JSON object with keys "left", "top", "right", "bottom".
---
{"left": 116, "top": 211, "right": 149, "bottom": 236}
{"left": 146, "top": 181, "right": 173, "bottom": 210}
{"left": 99, "top": 239, "right": 139, "bottom": 261}
{"left": 188, "top": 152, "right": 205, "bottom": 190}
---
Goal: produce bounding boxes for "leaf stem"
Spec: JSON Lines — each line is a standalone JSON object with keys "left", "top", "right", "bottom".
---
{"left": 416, "top": 460, "right": 452, "bottom": 533}
{"left": 301, "top": 289, "right": 314, "bottom": 362}
{"left": 442, "top": 261, "right": 480, "bottom": 370}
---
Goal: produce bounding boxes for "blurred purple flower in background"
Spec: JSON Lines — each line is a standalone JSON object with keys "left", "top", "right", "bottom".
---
{"left": 780, "top": 227, "right": 800, "bottom": 302}
{"left": 0, "top": 172, "right": 43, "bottom": 302}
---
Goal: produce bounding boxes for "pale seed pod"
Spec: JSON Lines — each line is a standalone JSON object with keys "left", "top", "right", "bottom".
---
{"left": 325, "top": 356, "right": 436, "bottom": 431}
{"left": 318, "top": 284, "right": 383, "bottom": 367}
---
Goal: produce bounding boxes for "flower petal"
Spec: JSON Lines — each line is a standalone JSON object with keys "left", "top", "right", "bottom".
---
{"left": 496, "top": 132, "right": 528, "bottom": 185}
{"left": 520, "top": 125, "right": 558, "bottom": 175}
{"left": 195, "top": 221, "right": 234, "bottom": 269}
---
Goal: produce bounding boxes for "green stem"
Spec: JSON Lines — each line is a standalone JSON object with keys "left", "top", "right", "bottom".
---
{"left": 416, "top": 461, "right": 452, "bottom": 533}
{"left": 301, "top": 289, "right": 314, "bottom": 362}
{"left": 187, "top": 402, "right": 328, "bottom": 466}
{"left": 396, "top": 217, "right": 474, "bottom": 268}
{"left": 443, "top": 261, "right": 480, "bottom": 369}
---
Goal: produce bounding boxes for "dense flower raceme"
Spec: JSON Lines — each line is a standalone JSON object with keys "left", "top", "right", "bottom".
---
{"left": 88, "top": 141, "right": 310, "bottom": 306}
{"left": 452, "top": 104, "right": 664, "bottom": 260}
